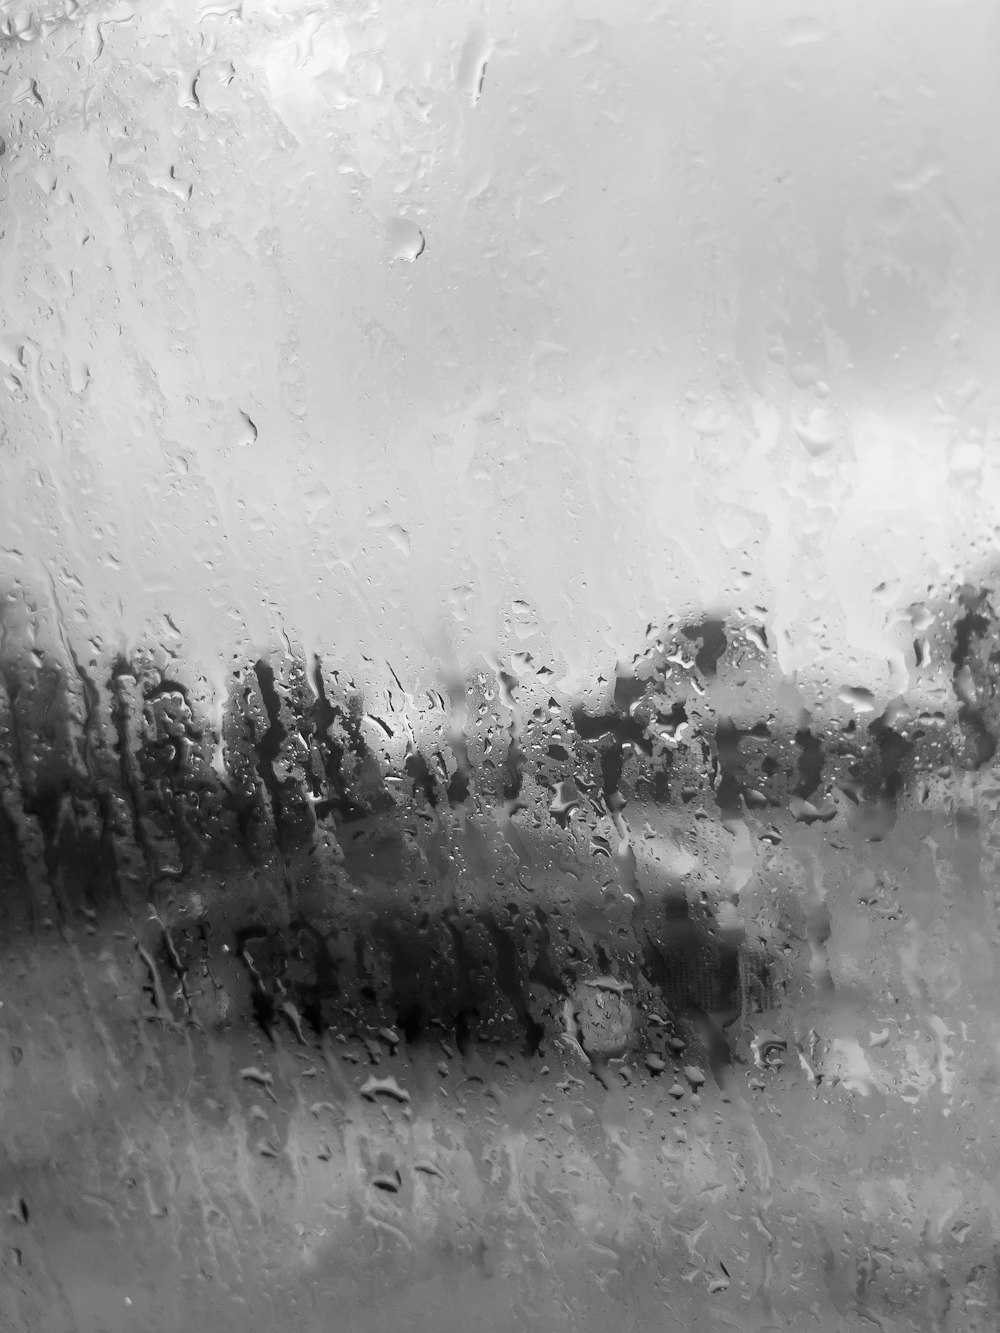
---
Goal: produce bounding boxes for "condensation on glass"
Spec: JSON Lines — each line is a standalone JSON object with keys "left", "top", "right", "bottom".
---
{"left": 1, "top": 0, "right": 1000, "bottom": 1329}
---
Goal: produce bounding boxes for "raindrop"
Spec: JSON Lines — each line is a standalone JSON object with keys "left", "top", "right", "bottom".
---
{"left": 457, "top": 28, "right": 492, "bottom": 105}
{"left": 792, "top": 408, "right": 836, "bottom": 455}
{"left": 837, "top": 685, "right": 876, "bottom": 714}
{"left": 239, "top": 1066, "right": 273, "bottom": 1087}
{"left": 387, "top": 217, "right": 425, "bottom": 263}
{"left": 360, "top": 1074, "right": 411, "bottom": 1103}
{"left": 788, "top": 795, "right": 837, "bottom": 824}
{"left": 549, "top": 779, "right": 580, "bottom": 826}
{"left": 782, "top": 15, "right": 828, "bottom": 47}
{"left": 750, "top": 1031, "right": 788, "bottom": 1069}
{"left": 386, "top": 524, "right": 410, "bottom": 555}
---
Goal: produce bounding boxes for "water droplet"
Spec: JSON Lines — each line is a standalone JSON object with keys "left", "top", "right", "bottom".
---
{"left": 457, "top": 28, "right": 492, "bottom": 105}
{"left": 837, "top": 684, "right": 876, "bottom": 713}
{"left": 692, "top": 407, "right": 732, "bottom": 438}
{"left": 951, "top": 441, "right": 982, "bottom": 476}
{"left": 788, "top": 795, "right": 837, "bottom": 824}
{"left": 385, "top": 524, "right": 410, "bottom": 555}
{"left": 790, "top": 361, "right": 822, "bottom": 388}
{"left": 548, "top": 779, "right": 580, "bottom": 826}
{"left": 235, "top": 410, "right": 257, "bottom": 447}
{"left": 750, "top": 1031, "right": 787, "bottom": 1069}
{"left": 707, "top": 1261, "right": 731, "bottom": 1293}
{"left": 239, "top": 1066, "right": 273, "bottom": 1086}
{"left": 280, "top": 1000, "right": 305, "bottom": 1043}
{"left": 782, "top": 15, "right": 828, "bottom": 47}
{"left": 792, "top": 407, "right": 836, "bottom": 455}
{"left": 387, "top": 217, "right": 425, "bottom": 262}
{"left": 360, "top": 1074, "right": 411, "bottom": 1103}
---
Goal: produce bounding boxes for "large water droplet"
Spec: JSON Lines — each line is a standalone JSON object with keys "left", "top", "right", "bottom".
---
{"left": 387, "top": 218, "right": 425, "bottom": 262}
{"left": 457, "top": 28, "right": 492, "bottom": 105}
{"left": 792, "top": 408, "right": 836, "bottom": 455}
{"left": 837, "top": 684, "right": 876, "bottom": 714}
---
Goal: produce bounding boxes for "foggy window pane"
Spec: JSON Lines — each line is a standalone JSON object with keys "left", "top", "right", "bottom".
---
{"left": 2, "top": 1, "right": 999, "bottom": 1329}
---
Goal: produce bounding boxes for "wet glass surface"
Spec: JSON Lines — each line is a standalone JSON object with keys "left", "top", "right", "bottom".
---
{"left": 3, "top": 1, "right": 1000, "bottom": 1329}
